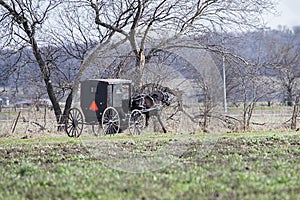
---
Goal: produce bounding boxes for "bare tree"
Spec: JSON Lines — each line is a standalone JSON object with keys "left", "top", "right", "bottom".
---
{"left": 83, "top": 0, "right": 277, "bottom": 87}
{"left": 226, "top": 58, "right": 275, "bottom": 131}
{"left": 212, "top": 29, "right": 280, "bottom": 131}
{"left": 44, "top": 1, "right": 113, "bottom": 124}
{"left": 73, "top": 0, "right": 276, "bottom": 133}
{"left": 262, "top": 28, "right": 300, "bottom": 129}
{"left": 264, "top": 29, "right": 300, "bottom": 107}
{"left": 0, "top": 0, "right": 277, "bottom": 133}
{"left": 0, "top": 0, "right": 111, "bottom": 128}
{"left": 0, "top": 0, "right": 66, "bottom": 123}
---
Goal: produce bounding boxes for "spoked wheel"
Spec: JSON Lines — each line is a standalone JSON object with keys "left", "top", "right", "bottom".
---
{"left": 102, "top": 107, "right": 120, "bottom": 135}
{"left": 129, "top": 109, "right": 146, "bottom": 135}
{"left": 91, "top": 123, "right": 103, "bottom": 136}
{"left": 65, "top": 108, "right": 84, "bottom": 138}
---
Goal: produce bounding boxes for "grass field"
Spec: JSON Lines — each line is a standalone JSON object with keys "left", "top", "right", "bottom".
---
{"left": 0, "top": 131, "right": 300, "bottom": 199}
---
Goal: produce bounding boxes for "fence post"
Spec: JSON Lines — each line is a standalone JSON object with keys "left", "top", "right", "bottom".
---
{"left": 11, "top": 111, "right": 21, "bottom": 134}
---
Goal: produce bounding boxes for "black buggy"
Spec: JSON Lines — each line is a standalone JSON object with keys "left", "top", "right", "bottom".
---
{"left": 65, "top": 79, "right": 149, "bottom": 137}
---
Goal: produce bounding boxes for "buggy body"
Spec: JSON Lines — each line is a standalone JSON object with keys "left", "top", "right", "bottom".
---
{"left": 80, "top": 79, "right": 131, "bottom": 127}
{"left": 65, "top": 79, "right": 146, "bottom": 137}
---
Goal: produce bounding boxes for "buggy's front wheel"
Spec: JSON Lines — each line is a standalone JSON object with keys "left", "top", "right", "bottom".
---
{"left": 91, "top": 123, "right": 104, "bottom": 136}
{"left": 129, "top": 109, "right": 146, "bottom": 135}
{"left": 102, "top": 107, "right": 120, "bottom": 135}
{"left": 65, "top": 108, "right": 83, "bottom": 138}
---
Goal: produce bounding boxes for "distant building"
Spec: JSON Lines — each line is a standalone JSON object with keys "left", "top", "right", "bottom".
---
{"left": 2, "top": 97, "right": 9, "bottom": 106}
{"left": 14, "top": 100, "right": 33, "bottom": 108}
{"left": 0, "top": 97, "right": 9, "bottom": 106}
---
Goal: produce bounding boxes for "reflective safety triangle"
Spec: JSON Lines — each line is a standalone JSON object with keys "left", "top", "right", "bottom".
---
{"left": 89, "top": 101, "right": 99, "bottom": 111}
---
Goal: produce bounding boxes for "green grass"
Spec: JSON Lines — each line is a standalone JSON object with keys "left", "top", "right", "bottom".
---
{"left": 0, "top": 131, "right": 300, "bottom": 199}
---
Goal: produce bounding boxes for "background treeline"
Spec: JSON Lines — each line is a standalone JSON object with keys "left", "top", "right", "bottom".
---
{"left": 1, "top": 27, "right": 300, "bottom": 107}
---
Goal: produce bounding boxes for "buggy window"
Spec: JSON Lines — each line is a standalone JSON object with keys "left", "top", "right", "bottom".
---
{"left": 113, "top": 84, "right": 122, "bottom": 107}
{"left": 107, "top": 85, "right": 112, "bottom": 106}
{"left": 90, "top": 86, "right": 96, "bottom": 93}
{"left": 122, "top": 84, "right": 130, "bottom": 100}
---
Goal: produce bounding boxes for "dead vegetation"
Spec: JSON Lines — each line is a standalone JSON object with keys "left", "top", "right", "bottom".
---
{"left": 0, "top": 106, "right": 61, "bottom": 138}
{"left": 0, "top": 103, "right": 298, "bottom": 139}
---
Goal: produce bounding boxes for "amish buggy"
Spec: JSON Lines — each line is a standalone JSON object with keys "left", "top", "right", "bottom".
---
{"left": 64, "top": 79, "right": 171, "bottom": 137}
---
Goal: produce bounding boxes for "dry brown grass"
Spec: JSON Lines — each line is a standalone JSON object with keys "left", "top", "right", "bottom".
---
{"left": 0, "top": 105, "right": 297, "bottom": 139}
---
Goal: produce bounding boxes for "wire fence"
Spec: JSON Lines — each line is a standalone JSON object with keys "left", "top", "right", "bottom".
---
{"left": 0, "top": 106, "right": 62, "bottom": 138}
{"left": 0, "top": 105, "right": 297, "bottom": 138}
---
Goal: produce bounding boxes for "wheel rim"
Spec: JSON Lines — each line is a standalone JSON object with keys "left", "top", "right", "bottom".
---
{"left": 65, "top": 108, "right": 83, "bottom": 137}
{"left": 102, "top": 107, "right": 120, "bottom": 135}
{"left": 129, "top": 110, "right": 146, "bottom": 135}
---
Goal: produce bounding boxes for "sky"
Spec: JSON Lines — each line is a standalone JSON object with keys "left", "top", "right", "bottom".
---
{"left": 265, "top": 0, "right": 300, "bottom": 29}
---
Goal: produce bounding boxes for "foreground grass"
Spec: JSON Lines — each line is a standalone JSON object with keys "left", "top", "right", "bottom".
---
{"left": 0, "top": 132, "right": 300, "bottom": 199}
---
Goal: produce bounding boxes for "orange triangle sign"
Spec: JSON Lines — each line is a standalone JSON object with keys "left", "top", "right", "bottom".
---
{"left": 89, "top": 101, "right": 99, "bottom": 111}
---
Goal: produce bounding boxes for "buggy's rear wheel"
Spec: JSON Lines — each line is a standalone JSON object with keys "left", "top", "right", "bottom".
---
{"left": 102, "top": 107, "right": 120, "bottom": 135}
{"left": 129, "top": 109, "right": 146, "bottom": 135}
{"left": 65, "top": 108, "right": 83, "bottom": 138}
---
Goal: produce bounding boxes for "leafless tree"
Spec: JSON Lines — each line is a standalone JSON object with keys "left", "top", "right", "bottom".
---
{"left": 0, "top": 0, "right": 277, "bottom": 133}
{"left": 264, "top": 29, "right": 300, "bottom": 107}
{"left": 72, "top": 0, "right": 276, "bottom": 133}
{"left": 262, "top": 28, "right": 300, "bottom": 129}
{"left": 226, "top": 58, "right": 275, "bottom": 131}
{"left": 83, "top": 0, "right": 277, "bottom": 87}
{"left": 0, "top": 0, "right": 111, "bottom": 128}
{"left": 44, "top": 1, "right": 113, "bottom": 124}
{"left": 0, "top": 0, "right": 66, "bottom": 123}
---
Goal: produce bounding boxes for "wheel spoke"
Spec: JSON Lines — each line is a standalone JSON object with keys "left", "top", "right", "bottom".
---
{"left": 73, "top": 129, "right": 78, "bottom": 137}
{"left": 112, "top": 125, "right": 118, "bottom": 133}
{"left": 73, "top": 110, "right": 78, "bottom": 119}
{"left": 68, "top": 113, "right": 73, "bottom": 121}
{"left": 104, "top": 125, "right": 111, "bottom": 135}
{"left": 70, "top": 110, "right": 73, "bottom": 117}
{"left": 69, "top": 126, "right": 74, "bottom": 137}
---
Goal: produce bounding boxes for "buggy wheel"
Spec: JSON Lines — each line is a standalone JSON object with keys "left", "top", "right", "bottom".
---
{"left": 129, "top": 110, "right": 146, "bottom": 135}
{"left": 92, "top": 123, "right": 103, "bottom": 136}
{"left": 102, "top": 107, "right": 120, "bottom": 135}
{"left": 65, "top": 108, "right": 83, "bottom": 138}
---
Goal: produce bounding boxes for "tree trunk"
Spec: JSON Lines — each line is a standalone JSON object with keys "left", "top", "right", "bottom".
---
{"left": 242, "top": 102, "right": 247, "bottom": 131}
{"left": 133, "top": 50, "right": 146, "bottom": 90}
{"left": 246, "top": 102, "right": 255, "bottom": 131}
{"left": 202, "top": 110, "right": 209, "bottom": 133}
{"left": 287, "top": 88, "right": 293, "bottom": 106}
{"left": 291, "top": 96, "right": 299, "bottom": 130}
{"left": 54, "top": 90, "right": 74, "bottom": 131}
{"left": 30, "top": 39, "right": 62, "bottom": 123}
